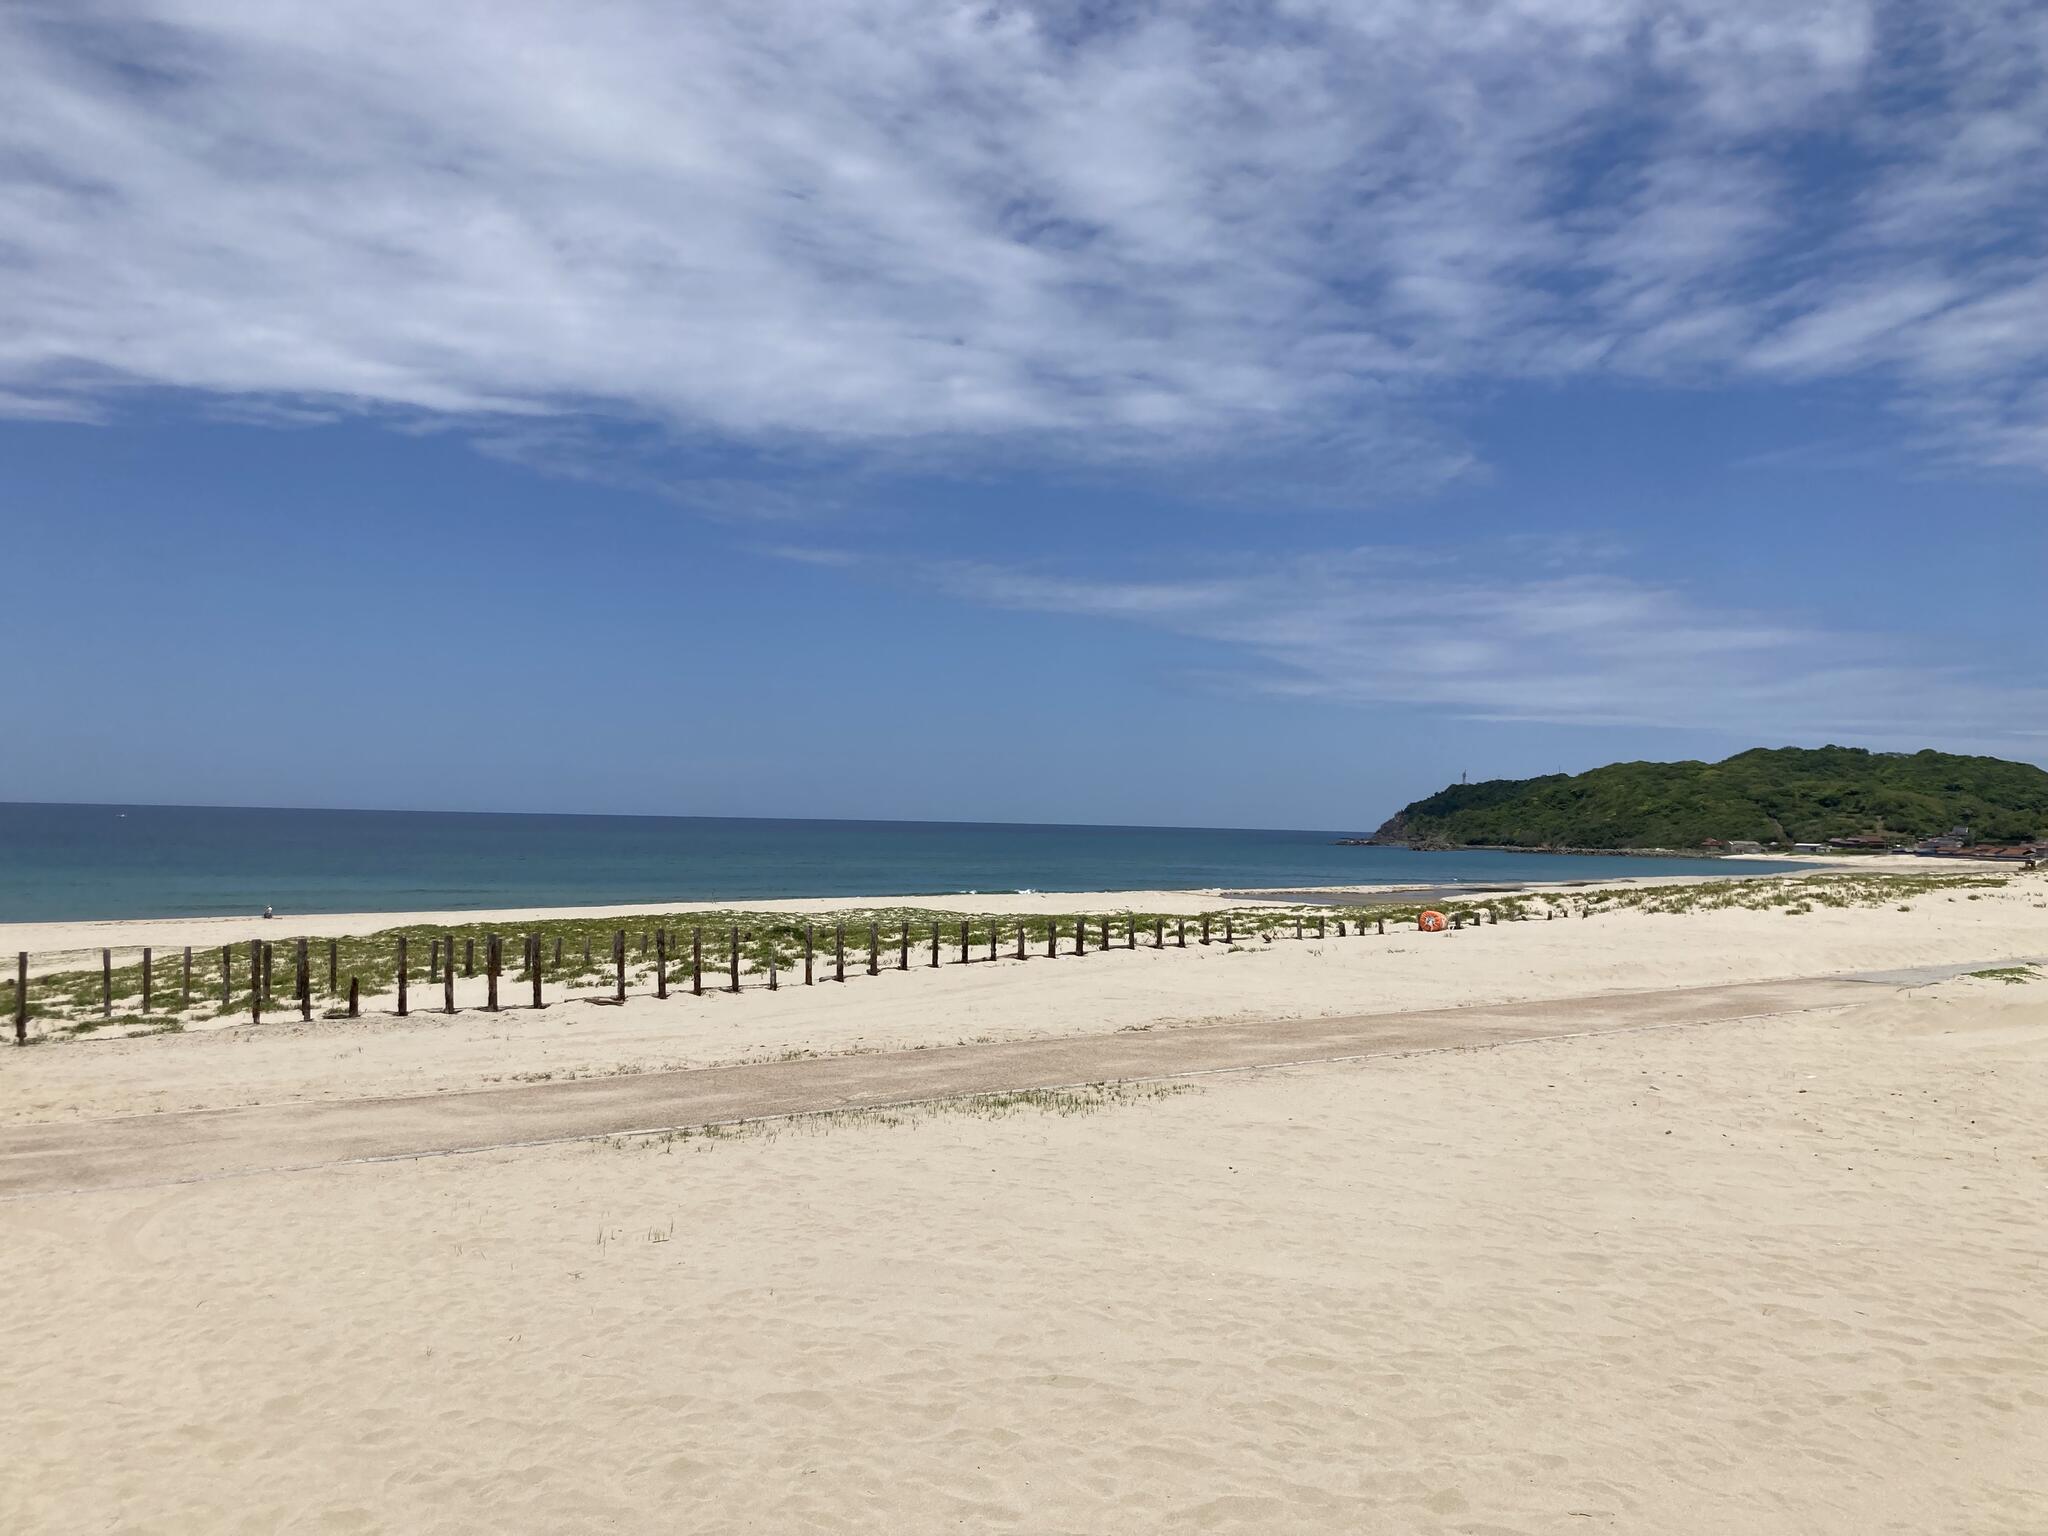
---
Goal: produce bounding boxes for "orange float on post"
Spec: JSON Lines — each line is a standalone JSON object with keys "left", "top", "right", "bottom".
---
{"left": 1418, "top": 910, "right": 1448, "bottom": 933}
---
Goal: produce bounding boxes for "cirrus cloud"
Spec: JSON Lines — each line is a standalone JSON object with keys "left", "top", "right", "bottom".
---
{"left": 1, "top": 0, "right": 2045, "bottom": 483}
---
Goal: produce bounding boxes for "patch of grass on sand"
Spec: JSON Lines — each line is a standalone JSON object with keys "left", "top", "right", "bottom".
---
{"left": 613, "top": 1081, "right": 1197, "bottom": 1151}
{"left": 1966, "top": 966, "right": 2040, "bottom": 985}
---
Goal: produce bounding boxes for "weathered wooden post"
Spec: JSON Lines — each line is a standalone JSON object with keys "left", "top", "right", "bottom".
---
{"left": 692, "top": 928, "right": 703, "bottom": 997}
{"left": 868, "top": 921, "right": 879, "bottom": 976}
{"left": 804, "top": 922, "right": 815, "bottom": 986}
{"left": 989, "top": 922, "right": 998, "bottom": 963}
{"left": 1154, "top": 918, "right": 1163, "bottom": 949}
{"left": 1102, "top": 917, "right": 1112, "bottom": 950}
{"left": 1047, "top": 918, "right": 1058, "bottom": 958}
{"left": 249, "top": 941, "right": 261, "bottom": 1024}
{"left": 141, "top": 947, "right": 152, "bottom": 1014}
{"left": 1224, "top": 916, "right": 1234, "bottom": 944}
{"left": 347, "top": 977, "right": 359, "bottom": 1018}
{"left": 614, "top": 930, "right": 626, "bottom": 1002}
{"left": 297, "top": 938, "right": 310, "bottom": 1020}
{"left": 834, "top": 922, "right": 845, "bottom": 983}
{"left": 958, "top": 919, "right": 970, "bottom": 965}
{"left": 930, "top": 923, "right": 941, "bottom": 968}
{"left": 1177, "top": 918, "right": 1187, "bottom": 948}
{"left": 444, "top": 944, "right": 456, "bottom": 1014}
{"left": 1452, "top": 914, "right": 1463, "bottom": 931}
{"left": 655, "top": 929, "right": 668, "bottom": 999}
{"left": 584, "top": 936, "right": 592, "bottom": 964}
{"left": 1377, "top": 918, "right": 1386, "bottom": 935}
{"left": 1126, "top": 916, "right": 1135, "bottom": 950}
{"left": 1336, "top": 918, "right": 1346, "bottom": 937}
{"left": 1015, "top": 922, "right": 1026, "bottom": 961}
{"left": 728, "top": 926, "right": 740, "bottom": 994}
{"left": 14, "top": 952, "right": 25, "bottom": 1045}
{"left": 222, "top": 944, "right": 232, "bottom": 1007}
{"left": 181, "top": 945, "right": 192, "bottom": 1011}
{"left": 899, "top": 921, "right": 911, "bottom": 971}
{"left": 554, "top": 937, "right": 563, "bottom": 966}
{"left": 102, "top": 948, "right": 112, "bottom": 1017}
{"left": 397, "top": 934, "right": 410, "bottom": 1017}
{"left": 1200, "top": 915, "right": 1211, "bottom": 946}
{"left": 768, "top": 948, "right": 778, "bottom": 991}
{"left": 531, "top": 934, "right": 543, "bottom": 1008}
{"left": 1316, "top": 915, "right": 1326, "bottom": 939}
{"left": 262, "top": 943, "right": 274, "bottom": 1006}
{"left": 1295, "top": 915, "right": 1304, "bottom": 940}
{"left": 1075, "top": 917, "right": 1086, "bottom": 956}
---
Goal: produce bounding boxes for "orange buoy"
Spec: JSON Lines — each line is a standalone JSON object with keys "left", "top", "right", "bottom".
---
{"left": 1418, "top": 910, "right": 1448, "bottom": 933}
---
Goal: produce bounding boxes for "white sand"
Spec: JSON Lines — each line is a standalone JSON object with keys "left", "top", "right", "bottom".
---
{"left": 4, "top": 971, "right": 2043, "bottom": 1533}
{"left": 6, "top": 875, "right": 2043, "bottom": 1126}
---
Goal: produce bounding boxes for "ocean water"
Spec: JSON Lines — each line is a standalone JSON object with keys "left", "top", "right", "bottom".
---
{"left": 0, "top": 802, "right": 1801, "bottom": 922}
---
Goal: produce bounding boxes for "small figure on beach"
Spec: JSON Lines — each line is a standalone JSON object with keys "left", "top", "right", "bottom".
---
{"left": 262, "top": 905, "right": 274, "bottom": 920}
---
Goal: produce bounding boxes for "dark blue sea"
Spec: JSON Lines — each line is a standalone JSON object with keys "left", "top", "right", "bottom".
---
{"left": 0, "top": 803, "right": 1799, "bottom": 922}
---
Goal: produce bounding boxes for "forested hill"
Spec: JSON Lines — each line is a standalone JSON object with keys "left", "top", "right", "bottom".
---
{"left": 1370, "top": 747, "right": 2048, "bottom": 850}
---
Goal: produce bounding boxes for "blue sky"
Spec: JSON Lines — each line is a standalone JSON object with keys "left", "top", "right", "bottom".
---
{"left": 2, "top": 1, "right": 2043, "bottom": 828}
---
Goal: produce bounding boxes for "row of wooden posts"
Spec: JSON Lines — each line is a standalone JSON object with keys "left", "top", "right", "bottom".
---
{"left": 10, "top": 905, "right": 1561, "bottom": 1044}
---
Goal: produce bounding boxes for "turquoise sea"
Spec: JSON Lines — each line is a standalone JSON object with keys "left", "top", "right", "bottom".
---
{"left": 0, "top": 803, "right": 1800, "bottom": 922}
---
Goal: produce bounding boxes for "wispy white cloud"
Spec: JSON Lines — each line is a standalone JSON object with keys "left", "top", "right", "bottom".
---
{"left": 1, "top": 1, "right": 2045, "bottom": 480}
{"left": 883, "top": 545, "right": 2048, "bottom": 748}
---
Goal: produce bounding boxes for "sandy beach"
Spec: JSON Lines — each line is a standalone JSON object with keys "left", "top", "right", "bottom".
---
{"left": 4, "top": 867, "right": 2045, "bottom": 1532}
{"left": 4, "top": 966, "right": 2044, "bottom": 1532}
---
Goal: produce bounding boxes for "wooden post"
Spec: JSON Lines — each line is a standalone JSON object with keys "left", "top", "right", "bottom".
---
{"left": 900, "top": 921, "right": 911, "bottom": 971}
{"left": 1075, "top": 918, "right": 1085, "bottom": 957}
{"left": 222, "top": 944, "right": 232, "bottom": 1007}
{"left": 397, "top": 934, "right": 410, "bottom": 1016}
{"left": 1102, "top": 917, "right": 1112, "bottom": 950}
{"left": 1224, "top": 916, "right": 1234, "bottom": 944}
{"left": 347, "top": 977, "right": 359, "bottom": 1018}
{"left": 1295, "top": 915, "right": 1304, "bottom": 940}
{"left": 692, "top": 929, "right": 703, "bottom": 996}
{"left": 1016, "top": 923, "right": 1026, "bottom": 961}
{"left": 1126, "top": 916, "right": 1135, "bottom": 950}
{"left": 656, "top": 929, "right": 668, "bottom": 998}
{"left": 1047, "top": 919, "right": 1058, "bottom": 959}
{"left": 584, "top": 936, "right": 592, "bottom": 964}
{"left": 1178, "top": 919, "right": 1186, "bottom": 948}
{"left": 1377, "top": 918, "right": 1386, "bottom": 935}
{"left": 958, "top": 919, "right": 969, "bottom": 965}
{"left": 141, "top": 947, "right": 152, "bottom": 1014}
{"left": 804, "top": 922, "right": 815, "bottom": 986}
{"left": 834, "top": 922, "right": 844, "bottom": 983}
{"left": 1316, "top": 915, "right": 1325, "bottom": 938}
{"left": 444, "top": 943, "right": 456, "bottom": 1013}
{"left": 14, "top": 952, "right": 25, "bottom": 1045}
{"left": 554, "top": 937, "right": 563, "bottom": 966}
{"left": 465, "top": 938, "right": 476, "bottom": 977}
{"left": 1201, "top": 915, "right": 1211, "bottom": 946}
{"left": 262, "top": 943, "right": 273, "bottom": 1006}
{"left": 868, "top": 922, "right": 879, "bottom": 977}
{"left": 297, "top": 938, "right": 310, "bottom": 1021}
{"left": 728, "top": 926, "right": 740, "bottom": 994}
{"left": 1336, "top": 918, "right": 1346, "bottom": 937}
{"left": 182, "top": 945, "right": 192, "bottom": 1011}
{"left": 531, "top": 933, "right": 543, "bottom": 1008}
{"left": 768, "top": 949, "right": 778, "bottom": 991}
{"left": 250, "top": 941, "right": 261, "bottom": 1024}
{"left": 990, "top": 922, "right": 998, "bottom": 963}
{"left": 102, "top": 948, "right": 111, "bottom": 1017}
{"left": 614, "top": 930, "right": 626, "bottom": 1002}
{"left": 1154, "top": 918, "right": 1163, "bottom": 949}
{"left": 930, "top": 923, "right": 941, "bottom": 968}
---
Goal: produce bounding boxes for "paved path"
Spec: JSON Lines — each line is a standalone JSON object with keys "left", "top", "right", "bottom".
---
{"left": 5, "top": 969, "right": 1964, "bottom": 1200}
